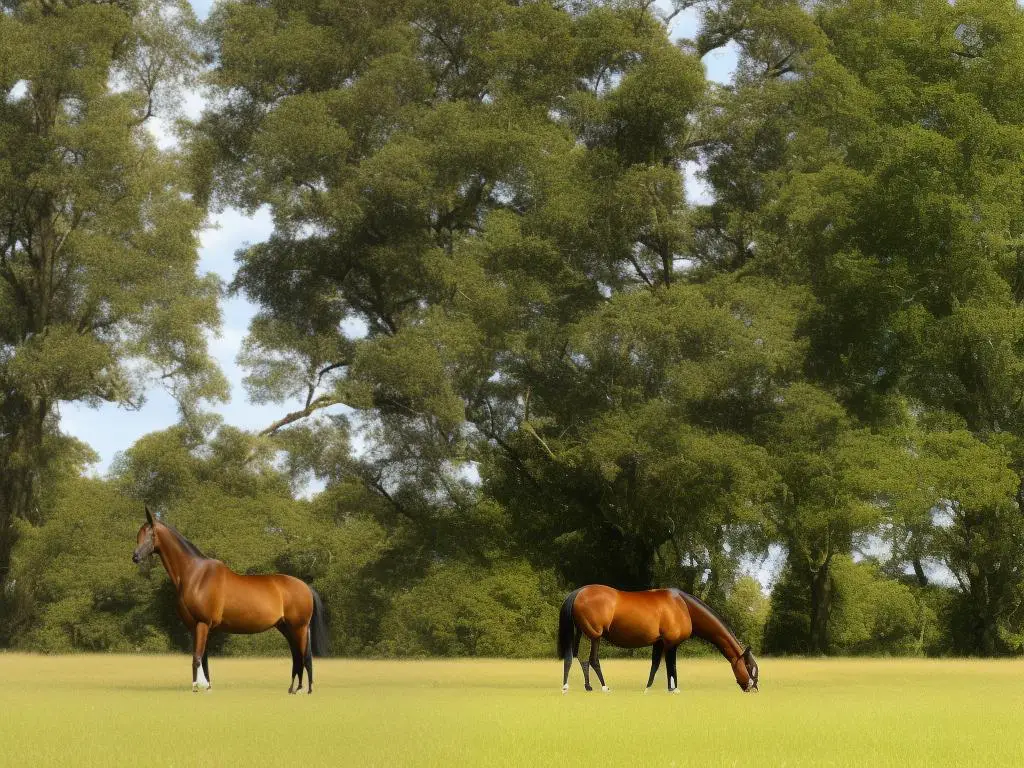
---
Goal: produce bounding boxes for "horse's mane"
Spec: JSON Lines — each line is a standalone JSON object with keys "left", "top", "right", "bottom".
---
{"left": 163, "top": 523, "right": 207, "bottom": 559}
{"left": 673, "top": 588, "right": 744, "bottom": 647}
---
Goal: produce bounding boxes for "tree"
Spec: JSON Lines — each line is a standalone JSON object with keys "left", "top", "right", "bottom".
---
{"left": 881, "top": 422, "right": 1024, "bottom": 655}
{"left": 378, "top": 559, "right": 559, "bottom": 657}
{"left": 196, "top": 0, "right": 747, "bottom": 587}
{"left": 721, "top": 575, "right": 769, "bottom": 654}
{"left": 765, "top": 555, "right": 928, "bottom": 656}
{"left": 10, "top": 473, "right": 171, "bottom": 652}
{"left": 692, "top": 0, "right": 1024, "bottom": 653}
{"left": 755, "top": 383, "right": 891, "bottom": 653}
{"left": 479, "top": 275, "right": 808, "bottom": 589}
{"left": 0, "top": 0, "right": 225, "bottom": 598}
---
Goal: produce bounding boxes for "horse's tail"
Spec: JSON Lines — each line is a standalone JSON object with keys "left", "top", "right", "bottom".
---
{"left": 308, "top": 586, "right": 330, "bottom": 658}
{"left": 557, "top": 588, "right": 583, "bottom": 659}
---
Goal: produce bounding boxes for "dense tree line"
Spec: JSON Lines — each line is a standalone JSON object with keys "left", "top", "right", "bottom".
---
{"left": 5, "top": 0, "right": 1024, "bottom": 657}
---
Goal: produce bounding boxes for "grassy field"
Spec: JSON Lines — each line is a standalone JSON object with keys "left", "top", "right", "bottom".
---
{"left": 2, "top": 655, "right": 1024, "bottom": 767}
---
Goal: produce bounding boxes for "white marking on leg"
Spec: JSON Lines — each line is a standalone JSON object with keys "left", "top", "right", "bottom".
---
{"left": 669, "top": 676, "right": 675, "bottom": 690}
{"left": 601, "top": 685, "right": 610, "bottom": 692}
{"left": 196, "top": 665, "right": 210, "bottom": 690}
{"left": 562, "top": 683, "right": 569, "bottom": 693}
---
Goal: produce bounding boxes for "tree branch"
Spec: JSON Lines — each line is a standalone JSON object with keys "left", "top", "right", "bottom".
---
{"left": 260, "top": 393, "right": 347, "bottom": 435}
{"left": 628, "top": 252, "right": 656, "bottom": 289}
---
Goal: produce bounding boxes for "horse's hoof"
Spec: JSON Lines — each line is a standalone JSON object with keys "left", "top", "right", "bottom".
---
{"left": 584, "top": 686, "right": 593, "bottom": 692}
{"left": 602, "top": 686, "right": 611, "bottom": 693}
{"left": 670, "top": 688, "right": 681, "bottom": 694}
{"left": 561, "top": 684, "right": 569, "bottom": 694}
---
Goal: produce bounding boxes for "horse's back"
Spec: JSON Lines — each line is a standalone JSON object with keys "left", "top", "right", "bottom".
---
{"left": 573, "top": 585, "right": 691, "bottom": 648}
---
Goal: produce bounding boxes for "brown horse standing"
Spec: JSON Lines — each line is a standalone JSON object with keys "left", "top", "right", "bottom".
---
{"left": 132, "top": 507, "right": 328, "bottom": 693}
{"left": 558, "top": 585, "right": 759, "bottom": 694}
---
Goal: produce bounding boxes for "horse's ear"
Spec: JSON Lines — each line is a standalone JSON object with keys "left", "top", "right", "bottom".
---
{"left": 145, "top": 506, "right": 155, "bottom": 526}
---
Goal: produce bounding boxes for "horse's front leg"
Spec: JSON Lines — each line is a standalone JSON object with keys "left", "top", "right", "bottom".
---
{"left": 192, "top": 622, "right": 211, "bottom": 692}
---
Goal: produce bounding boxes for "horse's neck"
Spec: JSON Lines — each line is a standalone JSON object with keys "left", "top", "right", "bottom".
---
{"left": 155, "top": 527, "right": 199, "bottom": 591}
{"left": 684, "top": 594, "right": 743, "bottom": 662}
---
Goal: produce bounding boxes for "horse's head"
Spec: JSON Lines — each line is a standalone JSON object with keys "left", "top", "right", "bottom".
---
{"left": 132, "top": 506, "right": 160, "bottom": 564}
{"left": 734, "top": 647, "right": 759, "bottom": 692}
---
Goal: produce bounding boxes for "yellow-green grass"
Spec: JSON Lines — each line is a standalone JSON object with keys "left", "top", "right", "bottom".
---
{"left": 2, "top": 655, "right": 1024, "bottom": 767}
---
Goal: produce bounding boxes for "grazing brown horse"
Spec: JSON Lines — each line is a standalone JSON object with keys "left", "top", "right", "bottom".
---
{"left": 557, "top": 585, "right": 759, "bottom": 694}
{"left": 132, "top": 507, "right": 328, "bottom": 694}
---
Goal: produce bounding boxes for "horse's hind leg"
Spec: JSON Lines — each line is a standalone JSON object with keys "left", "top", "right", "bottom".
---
{"left": 575, "top": 628, "right": 595, "bottom": 691}
{"left": 666, "top": 644, "right": 680, "bottom": 693}
{"left": 289, "top": 641, "right": 303, "bottom": 694}
{"left": 589, "top": 636, "right": 609, "bottom": 692}
{"left": 278, "top": 623, "right": 302, "bottom": 694}
{"left": 302, "top": 625, "right": 314, "bottom": 695}
{"left": 290, "top": 620, "right": 312, "bottom": 694}
{"left": 581, "top": 653, "right": 593, "bottom": 692}
{"left": 562, "top": 646, "right": 573, "bottom": 693}
{"left": 644, "top": 640, "right": 664, "bottom": 694}
{"left": 201, "top": 650, "right": 211, "bottom": 690}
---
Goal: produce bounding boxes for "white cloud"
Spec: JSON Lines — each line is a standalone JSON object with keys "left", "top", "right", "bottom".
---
{"left": 6, "top": 80, "right": 28, "bottom": 103}
{"left": 684, "top": 161, "right": 714, "bottom": 205}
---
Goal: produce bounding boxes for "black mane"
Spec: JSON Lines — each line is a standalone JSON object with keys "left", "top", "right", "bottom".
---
{"left": 672, "top": 588, "right": 743, "bottom": 645}
{"left": 164, "top": 523, "right": 206, "bottom": 559}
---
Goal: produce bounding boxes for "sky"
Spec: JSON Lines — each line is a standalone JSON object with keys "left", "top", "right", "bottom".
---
{"left": 61, "top": 1, "right": 741, "bottom": 475}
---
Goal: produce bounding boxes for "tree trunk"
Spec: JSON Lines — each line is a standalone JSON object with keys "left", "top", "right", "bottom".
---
{"left": 808, "top": 563, "right": 833, "bottom": 655}
{"left": 978, "top": 614, "right": 999, "bottom": 656}
{"left": 970, "top": 574, "right": 1001, "bottom": 656}
{"left": 0, "top": 422, "right": 42, "bottom": 648}
{"left": 912, "top": 557, "right": 928, "bottom": 588}
{"left": 0, "top": 395, "right": 48, "bottom": 588}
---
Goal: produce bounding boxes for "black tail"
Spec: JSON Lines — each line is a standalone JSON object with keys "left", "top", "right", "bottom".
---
{"left": 309, "top": 587, "right": 330, "bottom": 658}
{"left": 557, "top": 588, "right": 582, "bottom": 659}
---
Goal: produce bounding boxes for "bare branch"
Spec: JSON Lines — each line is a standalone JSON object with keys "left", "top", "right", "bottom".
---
{"left": 260, "top": 394, "right": 347, "bottom": 435}
{"left": 628, "top": 252, "right": 656, "bottom": 289}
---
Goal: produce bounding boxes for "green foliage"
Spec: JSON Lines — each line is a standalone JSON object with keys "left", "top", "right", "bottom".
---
{"left": 14, "top": 0, "right": 1024, "bottom": 659}
{"left": 0, "top": 0, "right": 225, "bottom": 597}
{"left": 194, "top": 0, "right": 733, "bottom": 597}
{"left": 379, "top": 560, "right": 559, "bottom": 657}
{"left": 12, "top": 477, "right": 170, "bottom": 652}
{"left": 765, "top": 557, "right": 933, "bottom": 656}
{"left": 189, "top": 0, "right": 1024, "bottom": 657}
{"left": 722, "top": 576, "right": 770, "bottom": 654}
{"left": 827, "top": 557, "right": 927, "bottom": 656}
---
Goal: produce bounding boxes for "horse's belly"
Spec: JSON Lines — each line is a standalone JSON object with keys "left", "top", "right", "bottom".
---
{"left": 605, "top": 621, "right": 660, "bottom": 649}
{"left": 217, "top": 596, "right": 281, "bottom": 632}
